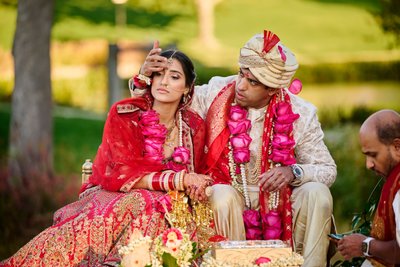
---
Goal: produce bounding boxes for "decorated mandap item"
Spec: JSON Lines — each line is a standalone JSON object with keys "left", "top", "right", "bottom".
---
{"left": 209, "top": 240, "right": 303, "bottom": 266}
{"left": 119, "top": 231, "right": 304, "bottom": 267}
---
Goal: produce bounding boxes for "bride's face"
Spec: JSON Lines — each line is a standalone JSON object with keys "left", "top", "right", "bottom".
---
{"left": 151, "top": 58, "right": 188, "bottom": 105}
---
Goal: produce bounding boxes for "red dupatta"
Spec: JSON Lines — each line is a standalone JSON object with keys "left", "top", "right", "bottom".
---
{"left": 82, "top": 95, "right": 205, "bottom": 193}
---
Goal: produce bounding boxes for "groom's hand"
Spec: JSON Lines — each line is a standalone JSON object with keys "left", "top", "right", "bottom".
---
{"left": 140, "top": 40, "right": 167, "bottom": 77}
{"left": 258, "top": 166, "right": 293, "bottom": 192}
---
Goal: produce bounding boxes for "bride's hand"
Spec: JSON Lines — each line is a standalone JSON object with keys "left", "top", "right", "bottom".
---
{"left": 140, "top": 40, "right": 167, "bottom": 77}
{"left": 184, "top": 173, "right": 213, "bottom": 202}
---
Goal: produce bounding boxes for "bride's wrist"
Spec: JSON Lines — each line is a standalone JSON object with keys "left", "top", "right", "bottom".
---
{"left": 129, "top": 74, "right": 152, "bottom": 90}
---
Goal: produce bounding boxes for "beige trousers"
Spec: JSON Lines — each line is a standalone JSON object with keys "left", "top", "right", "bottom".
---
{"left": 210, "top": 182, "right": 333, "bottom": 267}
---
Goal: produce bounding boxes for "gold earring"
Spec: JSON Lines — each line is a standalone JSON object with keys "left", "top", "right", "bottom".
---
{"left": 183, "top": 92, "right": 188, "bottom": 103}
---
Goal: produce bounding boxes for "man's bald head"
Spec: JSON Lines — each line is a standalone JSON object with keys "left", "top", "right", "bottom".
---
{"left": 360, "top": 109, "right": 400, "bottom": 145}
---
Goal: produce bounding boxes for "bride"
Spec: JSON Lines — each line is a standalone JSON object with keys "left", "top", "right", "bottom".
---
{"left": 1, "top": 48, "right": 212, "bottom": 266}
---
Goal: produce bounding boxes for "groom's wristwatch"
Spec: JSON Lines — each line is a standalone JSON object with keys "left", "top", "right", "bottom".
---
{"left": 290, "top": 164, "right": 304, "bottom": 182}
{"left": 361, "top": 237, "right": 374, "bottom": 257}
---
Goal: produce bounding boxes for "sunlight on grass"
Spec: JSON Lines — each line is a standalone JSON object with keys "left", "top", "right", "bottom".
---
{"left": 301, "top": 82, "right": 400, "bottom": 113}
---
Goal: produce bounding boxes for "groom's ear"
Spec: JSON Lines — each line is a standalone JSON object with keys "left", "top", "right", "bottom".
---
{"left": 267, "top": 88, "right": 280, "bottom": 96}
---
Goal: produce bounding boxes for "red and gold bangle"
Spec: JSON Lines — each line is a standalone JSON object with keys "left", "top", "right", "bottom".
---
{"left": 151, "top": 173, "right": 163, "bottom": 191}
{"left": 162, "top": 172, "right": 171, "bottom": 191}
{"left": 167, "top": 172, "right": 175, "bottom": 191}
{"left": 133, "top": 74, "right": 152, "bottom": 87}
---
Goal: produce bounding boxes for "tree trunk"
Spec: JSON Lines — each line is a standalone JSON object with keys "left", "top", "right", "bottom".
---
{"left": 8, "top": 0, "right": 54, "bottom": 190}
{"left": 195, "top": 0, "right": 221, "bottom": 48}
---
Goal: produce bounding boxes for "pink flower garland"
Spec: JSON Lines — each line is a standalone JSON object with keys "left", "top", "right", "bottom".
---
{"left": 139, "top": 110, "right": 190, "bottom": 172}
{"left": 228, "top": 105, "right": 252, "bottom": 164}
{"left": 269, "top": 102, "right": 299, "bottom": 165}
{"left": 228, "top": 95, "right": 299, "bottom": 241}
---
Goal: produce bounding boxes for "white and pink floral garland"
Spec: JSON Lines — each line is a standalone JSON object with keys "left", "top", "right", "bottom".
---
{"left": 139, "top": 110, "right": 190, "bottom": 172}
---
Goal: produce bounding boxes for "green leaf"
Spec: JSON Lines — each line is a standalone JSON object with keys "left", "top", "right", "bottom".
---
{"left": 162, "top": 252, "right": 178, "bottom": 267}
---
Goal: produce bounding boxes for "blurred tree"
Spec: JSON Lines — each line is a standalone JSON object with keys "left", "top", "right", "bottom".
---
{"left": 0, "top": 0, "right": 17, "bottom": 6}
{"left": 194, "top": 0, "right": 222, "bottom": 48}
{"left": 377, "top": 0, "right": 400, "bottom": 45}
{"left": 8, "top": 0, "right": 54, "bottom": 194}
{"left": 127, "top": 0, "right": 222, "bottom": 47}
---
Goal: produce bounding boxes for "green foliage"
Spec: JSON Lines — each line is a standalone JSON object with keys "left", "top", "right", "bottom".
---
{"left": 324, "top": 123, "right": 379, "bottom": 232}
{"left": 0, "top": 0, "right": 16, "bottom": 7}
{"left": 375, "top": 0, "right": 400, "bottom": 45}
{"left": 296, "top": 61, "right": 400, "bottom": 84}
{"left": 1, "top": 0, "right": 398, "bottom": 62}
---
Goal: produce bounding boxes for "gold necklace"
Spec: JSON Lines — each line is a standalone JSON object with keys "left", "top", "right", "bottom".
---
{"left": 165, "top": 126, "right": 177, "bottom": 149}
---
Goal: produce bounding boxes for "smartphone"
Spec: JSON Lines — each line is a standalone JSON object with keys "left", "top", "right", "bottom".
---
{"left": 328, "top": 233, "right": 344, "bottom": 240}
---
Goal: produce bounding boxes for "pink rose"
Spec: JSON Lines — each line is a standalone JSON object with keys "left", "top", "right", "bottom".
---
{"left": 166, "top": 161, "right": 186, "bottom": 172}
{"left": 255, "top": 257, "right": 271, "bottom": 265}
{"left": 230, "top": 105, "right": 247, "bottom": 121}
{"left": 233, "top": 148, "right": 250, "bottom": 163}
{"left": 227, "top": 119, "right": 251, "bottom": 135}
{"left": 274, "top": 123, "right": 293, "bottom": 134}
{"left": 142, "top": 124, "right": 167, "bottom": 138}
{"left": 269, "top": 149, "right": 290, "bottom": 162}
{"left": 273, "top": 133, "right": 290, "bottom": 143}
{"left": 230, "top": 133, "right": 252, "bottom": 148}
{"left": 272, "top": 134, "right": 295, "bottom": 149}
{"left": 283, "top": 157, "right": 296, "bottom": 165}
{"left": 269, "top": 149, "right": 296, "bottom": 165}
{"left": 288, "top": 78, "right": 302, "bottom": 95}
{"left": 140, "top": 110, "right": 160, "bottom": 126}
{"left": 276, "top": 113, "right": 300, "bottom": 124}
{"left": 172, "top": 146, "right": 190, "bottom": 164}
{"left": 263, "top": 227, "right": 282, "bottom": 240}
{"left": 262, "top": 211, "right": 281, "bottom": 227}
{"left": 275, "top": 102, "right": 293, "bottom": 116}
{"left": 155, "top": 194, "right": 172, "bottom": 214}
{"left": 272, "top": 140, "right": 295, "bottom": 150}
{"left": 243, "top": 209, "right": 261, "bottom": 228}
{"left": 246, "top": 227, "right": 263, "bottom": 240}
{"left": 144, "top": 139, "right": 163, "bottom": 154}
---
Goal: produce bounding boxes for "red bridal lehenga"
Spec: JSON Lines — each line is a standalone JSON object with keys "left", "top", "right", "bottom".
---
{"left": 0, "top": 96, "right": 205, "bottom": 267}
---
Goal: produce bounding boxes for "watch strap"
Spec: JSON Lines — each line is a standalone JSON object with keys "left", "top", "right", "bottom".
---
{"left": 362, "top": 237, "right": 374, "bottom": 257}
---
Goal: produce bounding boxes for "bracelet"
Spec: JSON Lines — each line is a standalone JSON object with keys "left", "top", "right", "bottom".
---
{"left": 168, "top": 172, "right": 175, "bottom": 191}
{"left": 179, "top": 170, "right": 186, "bottom": 191}
{"left": 147, "top": 172, "right": 156, "bottom": 190}
{"left": 130, "top": 74, "right": 152, "bottom": 90}
{"left": 137, "top": 74, "right": 152, "bottom": 86}
{"left": 151, "top": 173, "right": 163, "bottom": 191}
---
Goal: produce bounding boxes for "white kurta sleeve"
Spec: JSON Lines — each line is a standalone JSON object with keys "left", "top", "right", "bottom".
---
{"left": 191, "top": 75, "right": 237, "bottom": 119}
{"left": 290, "top": 93, "right": 337, "bottom": 187}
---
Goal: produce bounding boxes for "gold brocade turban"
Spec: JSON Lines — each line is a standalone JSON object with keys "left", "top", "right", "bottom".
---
{"left": 238, "top": 30, "right": 298, "bottom": 89}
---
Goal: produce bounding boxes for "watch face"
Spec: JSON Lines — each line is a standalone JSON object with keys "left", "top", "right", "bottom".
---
{"left": 361, "top": 241, "right": 368, "bottom": 253}
{"left": 292, "top": 165, "right": 302, "bottom": 179}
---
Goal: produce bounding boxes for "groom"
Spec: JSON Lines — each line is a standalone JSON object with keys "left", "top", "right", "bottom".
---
{"left": 137, "top": 30, "right": 337, "bottom": 267}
